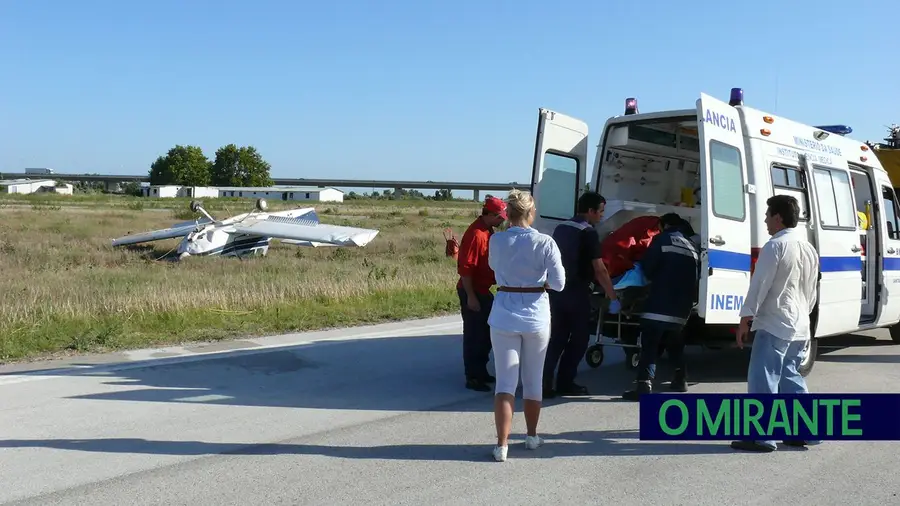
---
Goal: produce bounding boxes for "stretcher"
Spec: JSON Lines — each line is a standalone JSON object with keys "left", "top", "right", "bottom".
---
{"left": 583, "top": 276, "right": 703, "bottom": 370}
{"left": 584, "top": 284, "right": 655, "bottom": 370}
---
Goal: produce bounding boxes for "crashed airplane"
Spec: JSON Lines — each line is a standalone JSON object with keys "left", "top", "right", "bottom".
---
{"left": 111, "top": 198, "right": 379, "bottom": 260}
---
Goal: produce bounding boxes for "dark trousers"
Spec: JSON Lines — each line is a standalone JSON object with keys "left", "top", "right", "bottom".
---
{"left": 544, "top": 291, "right": 592, "bottom": 388}
{"left": 637, "top": 317, "right": 686, "bottom": 382}
{"left": 457, "top": 286, "right": 493, "bottom": 380}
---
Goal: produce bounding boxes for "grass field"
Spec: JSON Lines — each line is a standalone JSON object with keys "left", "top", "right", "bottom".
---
{"left": 0, "top": 193, "right": 484, "bottom": 363}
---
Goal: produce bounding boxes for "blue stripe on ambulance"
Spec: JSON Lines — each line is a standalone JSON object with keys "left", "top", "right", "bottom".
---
{"left": 706, "top": 250, "right": 884, "bottom": 311}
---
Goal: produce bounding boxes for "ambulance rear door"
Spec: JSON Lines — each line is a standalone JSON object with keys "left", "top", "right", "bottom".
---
{"left": 530, "top": 108, "right": 589, "bottom": 236}
{"left": 695, "top": 93, "right": 753, "bottom": 324}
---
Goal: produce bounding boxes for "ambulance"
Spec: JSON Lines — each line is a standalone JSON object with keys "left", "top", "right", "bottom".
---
{"left": 528, "top": 88, "right": 900, "bottom": 377}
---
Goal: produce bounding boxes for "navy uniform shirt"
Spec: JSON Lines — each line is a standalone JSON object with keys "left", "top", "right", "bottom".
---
{"left": 640, "top": 228, "right": 700, "bottom": 325}
{"left": 550, "top": 216, "right": 602, "bottom": 303}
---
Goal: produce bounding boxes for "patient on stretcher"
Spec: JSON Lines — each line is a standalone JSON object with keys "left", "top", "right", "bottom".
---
{"left": 603, "top": 214, "right": 700, "bottom": 317}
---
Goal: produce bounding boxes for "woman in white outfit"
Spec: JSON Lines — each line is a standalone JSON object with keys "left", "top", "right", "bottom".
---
{"left": 486, "top": 189, "right": 565, "bottom": 462}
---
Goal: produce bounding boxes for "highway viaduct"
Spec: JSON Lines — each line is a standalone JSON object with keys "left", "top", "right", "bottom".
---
{"left": 0, "top": 173, "right": 529, "bottom": 201}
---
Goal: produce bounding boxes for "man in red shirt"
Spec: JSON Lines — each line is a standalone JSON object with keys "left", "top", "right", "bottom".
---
{"left": 457, "top": 196, "right": 507, "bottom": 391}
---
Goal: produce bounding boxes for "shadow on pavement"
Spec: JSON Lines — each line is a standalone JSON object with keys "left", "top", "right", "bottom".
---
{"left": 6, "top": 326, "right": 890, "bottom": 414}
{"left": 0, "top": 429, "right": 735, "bottom": 461}
{"left": 0, "top": 329, "right": 759, "bottom": 414}
{"left": 816, "top": 354, "right": 900, "bottom": 364}
{"left": 816, "top": 333, "right": 898, "bottom": 364}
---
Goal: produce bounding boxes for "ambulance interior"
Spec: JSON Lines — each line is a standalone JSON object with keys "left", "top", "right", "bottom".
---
{"left": 594, "top": 115, "right": 703, "bottom": 241}
{"left": 590, "top": 112, "right": 707, "bottom": 331}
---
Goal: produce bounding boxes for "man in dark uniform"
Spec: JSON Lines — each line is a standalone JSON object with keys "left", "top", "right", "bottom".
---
{"left": 622, "top": 212, "right": 700, "bottom": 400}
{"left": 544, "top": 191, "right": 617, "bottom": 398}
{"left": 457, "top": 196, "right": 507, "bottom": 392}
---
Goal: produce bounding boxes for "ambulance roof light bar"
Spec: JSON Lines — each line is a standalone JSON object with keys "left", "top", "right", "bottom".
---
{"left": 624, "top": 98, "right": 638, "bottom": 115}
{"left": 729, "top": 88, "right": 743, "bottom": 106}
{"left": 813, "top": 125, "right": 853, "bottom": 136}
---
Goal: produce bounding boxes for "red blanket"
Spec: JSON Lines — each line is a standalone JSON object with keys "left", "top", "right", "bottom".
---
{"left": 600, "top": 215, "right": 661, "bottom": 278}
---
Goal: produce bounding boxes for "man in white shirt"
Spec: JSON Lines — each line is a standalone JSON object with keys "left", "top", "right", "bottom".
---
{"left": 731, "top": 194, "right": 820, "bottom": 453}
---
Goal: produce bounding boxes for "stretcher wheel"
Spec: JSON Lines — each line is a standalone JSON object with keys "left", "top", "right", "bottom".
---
{"left": 585, "top": 344, "right": 604, "bottom": 368}
{"left": 625, "top": 349, "right": 640, "bottom": 369}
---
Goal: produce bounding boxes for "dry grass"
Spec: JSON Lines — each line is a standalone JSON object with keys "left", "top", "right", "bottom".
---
{"left": 0, "top": 193, "right": 482, "bottom": 362}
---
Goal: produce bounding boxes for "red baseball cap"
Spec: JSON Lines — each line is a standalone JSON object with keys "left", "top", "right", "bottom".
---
{"left": 483, "top": 196, "right": 507, "bottom": 219}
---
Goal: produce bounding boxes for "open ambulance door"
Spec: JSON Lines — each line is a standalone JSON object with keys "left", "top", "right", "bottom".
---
{"left": 695, "top": 93, "right": 753, "bottom": 324}
{"left": 530, "top": 108, "right": 589, "bottom": 236}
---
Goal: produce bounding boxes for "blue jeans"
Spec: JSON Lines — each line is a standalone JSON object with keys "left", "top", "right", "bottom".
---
{"left": 747, "top": 329, "right": 818, "bottom": 448}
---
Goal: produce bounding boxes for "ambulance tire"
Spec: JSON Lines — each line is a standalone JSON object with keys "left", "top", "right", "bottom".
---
{"left": 797, "top": 338, "right": 818, "bottom": 377}
{"left": 889, "top": 324, "right": 900, "bottom": 343}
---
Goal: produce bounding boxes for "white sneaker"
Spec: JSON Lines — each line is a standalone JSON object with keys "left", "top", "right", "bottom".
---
{"left": 525, "top": 435, "right": 544, "bottom": 450}
{"left": 492, "top": 445, "right": 508, "bottom": 462}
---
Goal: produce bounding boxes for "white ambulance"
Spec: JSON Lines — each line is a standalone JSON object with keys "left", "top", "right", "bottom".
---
{"left": 529, "top": 88, "right": 900, "bottom": 377}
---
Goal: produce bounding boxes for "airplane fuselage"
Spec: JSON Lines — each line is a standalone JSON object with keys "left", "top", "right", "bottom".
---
{"left": 175, "top": 206, "right": 319, "bottom": 259}
{"left": 177, "top": 226, "right": 271, "bottom": 259}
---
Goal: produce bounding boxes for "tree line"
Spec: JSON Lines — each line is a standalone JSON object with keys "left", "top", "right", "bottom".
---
{"left": 148, "top": 144, "right": 273, "bottom": 187}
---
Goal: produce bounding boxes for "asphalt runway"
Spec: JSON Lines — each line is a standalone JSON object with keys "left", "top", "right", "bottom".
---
{"left": 0, "top": 316, "right": 898, "bottom": 505}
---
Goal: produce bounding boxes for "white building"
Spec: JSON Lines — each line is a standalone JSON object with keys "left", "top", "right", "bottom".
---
{"left": 142, "top": 184, "right": 343, "bottom": 202}
{"left": 215, "top": 186, "right": 344, "bottom": 202}
{"left": 141, "top": 185, "right": 219, "bottom": 198}
{"left": 0, "top": 179, "right": 73, "bottom": 195}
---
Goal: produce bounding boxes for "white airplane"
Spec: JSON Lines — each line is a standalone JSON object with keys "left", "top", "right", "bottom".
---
{"left": 111, "top": 198, "right": 379, "bottom": 260}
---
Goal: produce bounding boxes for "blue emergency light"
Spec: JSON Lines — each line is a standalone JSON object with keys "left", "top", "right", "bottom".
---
{"left": 729, "top": 88, "right": 743, "bottom": 106}
{"left": 624, "top": 98, "right": 638, "bottom": 115}
{"left": 813, "top": 125, "right": 853, "bottom": 136}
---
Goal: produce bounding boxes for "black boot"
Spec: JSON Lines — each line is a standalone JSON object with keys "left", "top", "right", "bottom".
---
{"left": 670, "top": 369, "right": 687, "bottom": 392}
{"left": 622, "top": 380, "right": 652, "bottom": 401}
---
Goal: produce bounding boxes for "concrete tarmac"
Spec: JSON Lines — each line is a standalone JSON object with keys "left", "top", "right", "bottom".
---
{"left": 0, "top": 316, "right": 898, "bottom": 505}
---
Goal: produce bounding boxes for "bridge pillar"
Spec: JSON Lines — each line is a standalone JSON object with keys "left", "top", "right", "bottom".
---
{"left": 473, "top": 189, "right": 480, "bottom": 202}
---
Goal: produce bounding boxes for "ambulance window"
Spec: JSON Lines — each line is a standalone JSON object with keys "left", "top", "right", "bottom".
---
{"left": 881, "top": 186, "right": 900, "bottom": 240}
{"left": 812, "top": 167, "right": 856, "bottom": 229}
{"left": 771, "top": 166, "right": 804, "bottom": 189}
{"left": 770, "top": 164, "right": 809, "bottom": 220}
{"left": 537, "top": 152, "right": 579, "bottom": 220}
{"left": 709, "top": 141, "right": 745, "bottom": 220}
{"left": 771, "top": 167, "right": 788, "bottom": 186}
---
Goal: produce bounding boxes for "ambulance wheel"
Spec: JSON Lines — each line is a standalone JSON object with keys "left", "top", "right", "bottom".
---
{"left": 625, "top": 349, "right": 640, "bottom": 370}
{"left": 889, "top": 323, "right": 900, "bottom": 343}
{"left": 585, "top": 345, "right": 604, "bottom": 368}
{"left": 798, "top": 338, "right": 818, "bottom": 377}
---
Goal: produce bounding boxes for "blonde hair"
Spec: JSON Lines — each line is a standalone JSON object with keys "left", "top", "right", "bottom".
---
{"left": 506, "top": 189, "right": 535, "bottom": 224}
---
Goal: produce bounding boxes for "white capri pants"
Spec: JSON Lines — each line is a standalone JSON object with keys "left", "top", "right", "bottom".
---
{"left": 490, "top": 327, "right": 551, "bottom": 401}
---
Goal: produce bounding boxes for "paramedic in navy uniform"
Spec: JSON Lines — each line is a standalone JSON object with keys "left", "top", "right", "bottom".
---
{"left": 622, "top": 213, "right": 699, "bottom": 400}
{"left": 731, "top": 195, "right": 819, "bottom": 452}
{"left": 543, "top": 191, "right": 617, "bottom": 398}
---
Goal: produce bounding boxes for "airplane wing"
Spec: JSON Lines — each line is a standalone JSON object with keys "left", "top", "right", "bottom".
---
{"left": 228, "top": 215, "right": 379, "bottom": 247}
{"left": 111, "top": 218, "right": 211, "bottom": 247}
{"left": 280, "top": 239, "right": 338, "bottom": 247}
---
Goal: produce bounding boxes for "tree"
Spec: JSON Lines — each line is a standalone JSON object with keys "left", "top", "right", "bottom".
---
{"left": 210, "top": 144, "right": 273, "bottom": 187}
{"left": 434, "top": 189, "right": 453, "bottom": 201}
{"left": 121, "top": 181, "right": 143, "bottom": 196}
{"left": 149, "top": 145, "right": 211, "bottom": 186}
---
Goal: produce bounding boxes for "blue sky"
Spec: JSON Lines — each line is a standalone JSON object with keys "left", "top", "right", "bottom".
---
{"left": 1, "top": 0, "right": 897, "bottom": 195}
